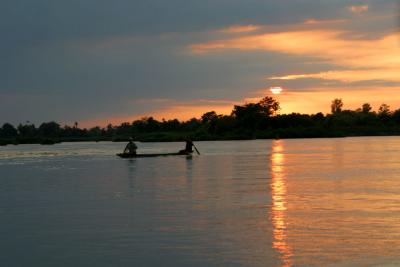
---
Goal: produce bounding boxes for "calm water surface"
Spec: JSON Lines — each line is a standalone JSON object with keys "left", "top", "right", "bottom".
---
{"left": 1, "top": 137, "right": 400, "bottom": 266}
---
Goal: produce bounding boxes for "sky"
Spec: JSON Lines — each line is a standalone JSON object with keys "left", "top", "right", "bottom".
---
{"left": 1, "top": 0, "right": 399, "bottom": 127}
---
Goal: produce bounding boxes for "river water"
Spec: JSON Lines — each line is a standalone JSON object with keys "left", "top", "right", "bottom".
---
{"left": 1, "top": 137, "right": 400, "bottom": 266}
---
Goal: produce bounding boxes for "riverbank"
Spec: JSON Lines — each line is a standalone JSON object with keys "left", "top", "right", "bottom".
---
{"left": 2, "top": 127, "right": 400, "bottom": 146}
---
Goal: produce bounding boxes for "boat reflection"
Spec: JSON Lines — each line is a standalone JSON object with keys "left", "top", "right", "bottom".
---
{"left": 270, "top": 140, "right": 293, "bottom": 267}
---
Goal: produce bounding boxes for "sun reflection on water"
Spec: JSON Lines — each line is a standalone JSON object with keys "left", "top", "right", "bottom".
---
{"left": 271, "top": 140, "right": 293, "bottom": 267}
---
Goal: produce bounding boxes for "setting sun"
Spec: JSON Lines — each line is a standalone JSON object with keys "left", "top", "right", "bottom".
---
{"left": 270, "top": 87, "right": 283, "bottom": 95}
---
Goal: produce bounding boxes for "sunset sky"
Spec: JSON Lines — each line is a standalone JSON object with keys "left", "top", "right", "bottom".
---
{"left": 1, "top": 0, "right": 399, "bottom": 127}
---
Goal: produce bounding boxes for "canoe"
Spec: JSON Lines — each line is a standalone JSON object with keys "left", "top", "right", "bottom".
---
{"left": 117, "top": 152, "right": 191, "bottom": 158}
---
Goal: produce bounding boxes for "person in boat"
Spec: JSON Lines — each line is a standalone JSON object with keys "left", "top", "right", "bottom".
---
{"left": 179, "top": 139, "right": 194, "bottom": 154}
{"left": 124, "top": 138, "right": 137, "bottom": 155}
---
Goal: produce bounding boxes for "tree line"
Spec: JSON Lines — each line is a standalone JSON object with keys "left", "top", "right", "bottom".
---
{"left": 2, "top": 97, "right": 400, "bottom": 145}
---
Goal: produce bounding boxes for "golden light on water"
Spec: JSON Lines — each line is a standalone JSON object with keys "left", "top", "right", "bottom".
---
{"left": 270, "top": 87, "right": 283, "bottom": 95}
{"left": 271, "top": 140, "right": 293, "bottom": 267}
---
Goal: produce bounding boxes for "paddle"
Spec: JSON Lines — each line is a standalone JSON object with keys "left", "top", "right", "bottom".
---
{"left": 193, "top": 143, "right": 201, "bottom": 155}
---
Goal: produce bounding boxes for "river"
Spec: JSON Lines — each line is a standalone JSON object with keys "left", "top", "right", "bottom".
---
{"left": 1, "top": 137, "right": 400, "bottom": 266}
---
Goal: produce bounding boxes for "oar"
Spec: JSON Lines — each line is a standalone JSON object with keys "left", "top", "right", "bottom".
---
{"left": 193, "top": 143, "right": 201, "bottom": 155}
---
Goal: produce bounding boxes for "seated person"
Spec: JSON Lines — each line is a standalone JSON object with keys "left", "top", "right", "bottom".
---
{"left": 179, "top": 139, "right": 194, "bottom": 154}
{"left": 124, "top": 138, "right": 137, "bottom": 154}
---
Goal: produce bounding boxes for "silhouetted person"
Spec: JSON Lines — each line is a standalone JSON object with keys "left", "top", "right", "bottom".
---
{"left": 179, "top": 139, "right": 194, "bottom": 154}
{"left": 124, "top": 138, "right": 137, "bottom": 154}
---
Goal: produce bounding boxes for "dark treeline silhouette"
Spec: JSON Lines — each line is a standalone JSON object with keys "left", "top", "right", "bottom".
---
{"left": 2, "top": 97, "right": 400, "bottom": 145}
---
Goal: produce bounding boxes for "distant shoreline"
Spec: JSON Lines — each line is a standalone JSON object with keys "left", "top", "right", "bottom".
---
{"left": 2, "top": 131, "right": 400, "bottom": 146}
{"left": 2, "top": 97, "right": 400, "bottom": 146}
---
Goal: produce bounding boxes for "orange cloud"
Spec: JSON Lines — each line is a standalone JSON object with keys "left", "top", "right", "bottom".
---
{"left": 191, "top": 30, "right": 400, "bottom": 66}
{"left": 269, "top": 68, "right": 400, "bottom": 83}
{"left": 81, "top": 18, "right": 400, "bottom": 126}
{"left": 349, "top": 5, "right": 369, "bottom": 14}
{"left": 190, "top": 28, "right": 400, "bottom": 83}
{"left": 304, "top": 18, "right": 348, "bottom": 25}
{"left": 218, "top": 25, "right": 261, "bottom": 33}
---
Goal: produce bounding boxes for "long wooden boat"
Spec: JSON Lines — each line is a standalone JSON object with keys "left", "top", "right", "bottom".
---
{"left": 117, "top": 152, "right": 191, "bottom": 158}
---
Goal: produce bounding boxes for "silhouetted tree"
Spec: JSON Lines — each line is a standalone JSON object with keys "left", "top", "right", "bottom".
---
{"left": 17, "top": 123, "right": 37, "bottom": 138}
{"left": 331, "top": 98, "right": 343, "bottom": 114}
{"left": 393, "top": 109, "right": 400, "bottom": 124}
{"left": 5, "top": 96, "right": 400, "bottom": 144}
{"left": 88, "top": 126, "right": 102, "bottom": 137}
{"left": 378, "top": 103, "right": 392, "bottom": 124}
{"left": 201, "top": 111, "right": 219, "bottom": 124}
{"left": 361, "top": 103, "right": 372, "bottom": 113}
{"left": 105, "top": 124, "right": 115, "bottom": 137}
{"left": 38, "top": 122, "right": 61, "bottom": 138}
{"left": 144, "top": 117, "right": 160, "bottom": 132}
{"left": 312, "top": 112, "right": 325, "bottom": 123}
{"left": 214, "top": 115, "right": 235, "bottom": 134}
{"left": 232, "top": 103, "right": 263, "bottom": 130}
{"left": 258, "top": 96, "right": 280, "bottom": 116}
{"left": 116, "top": 122, "right": 132, "bottom": 136}
{"left": 183, "top": 118, "right": 201, "bottom": 131}
{"left": 232, "top": 97, "right": 280, "bottom": 131}
{"left": 378, "top": 104, "right": 391, "bottom": 116}
{"left": 0, "top": 123, "right": 18, "bottom": 138}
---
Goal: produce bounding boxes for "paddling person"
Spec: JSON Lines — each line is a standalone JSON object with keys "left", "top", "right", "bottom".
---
{"left": 179, "top": 139, "right": 194, "bottom": 154}
{"left": 124, "top": 138, "right": 137, "bottom": 155}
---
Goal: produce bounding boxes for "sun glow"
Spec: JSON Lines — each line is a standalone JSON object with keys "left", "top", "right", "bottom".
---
{"left": 270, "top": 87, "right": 283, "bottom": 95}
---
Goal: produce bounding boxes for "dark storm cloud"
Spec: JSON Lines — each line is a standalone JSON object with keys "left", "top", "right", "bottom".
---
{"left": 1, "top": 0, "right": 347, "bottom": 41}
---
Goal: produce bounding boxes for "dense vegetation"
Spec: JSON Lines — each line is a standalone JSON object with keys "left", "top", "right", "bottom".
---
{"left": 2, "top": 97, "right": 400, "bottom": 145}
